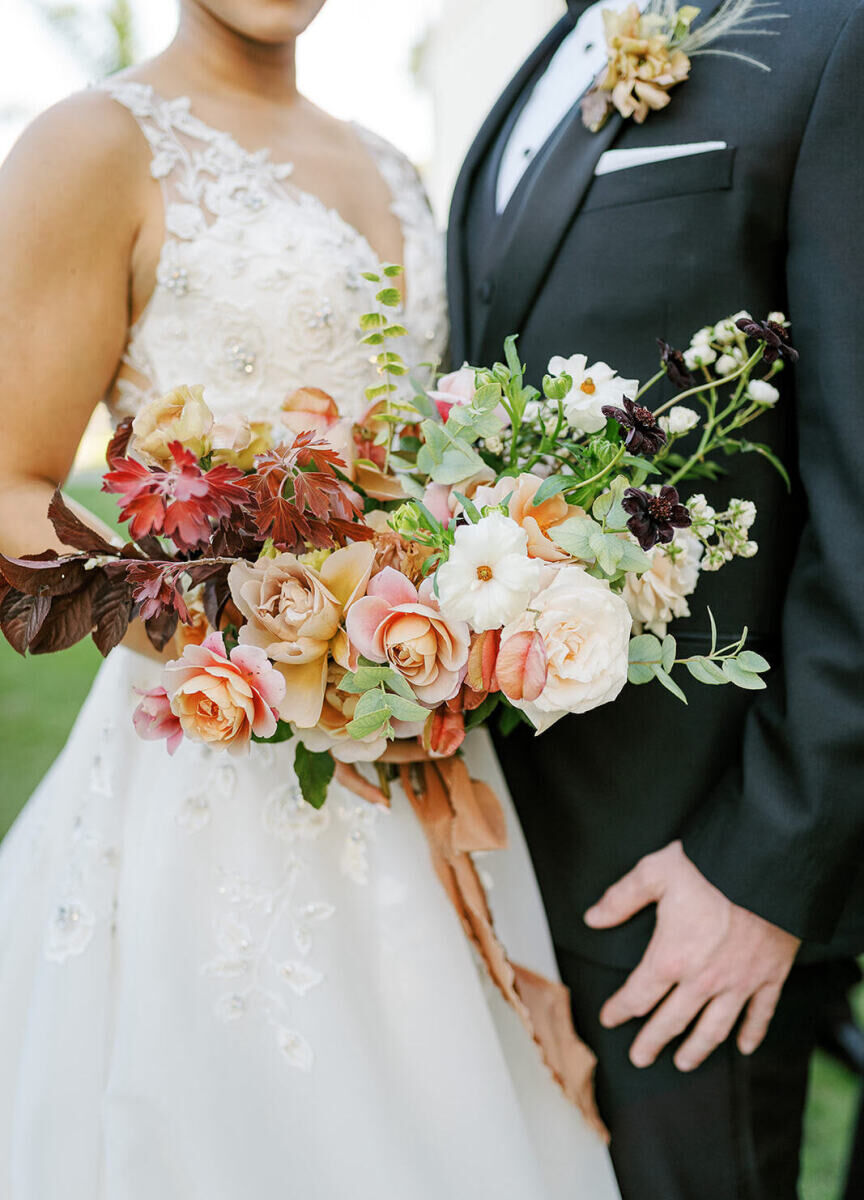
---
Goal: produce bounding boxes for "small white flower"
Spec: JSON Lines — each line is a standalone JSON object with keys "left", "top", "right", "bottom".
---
{"left": 436, "top": 513, "right": 544, "bottom": 632}
{"left": 547, "top": 354, "right": 639, "bottom": 435}
{"left": 768, "top": 311, "right": 788, "bottom": 326}
{"left": 728, "top": 498, "right": 757, "bottom": 530}
{"left": 684, "top": 344, "right": 718, "bottom": 370}
{"left": 484, "top": 436, "right": 504, "bottom": 455}
{"left": 715, "top": 353, "right": 740, "bottom": 377}
{"left": 690, "top": 326, "right": 714, "bottom": 347}
{"left": 714, "top": 311, "right": 751, "bottom": 345}
{"left": 746, "top": 380, "right": 780, "bottom": 407}
{"left": 688, "top": 494, "right": 716, "bottom": 537}
{"left": 739, "top": 540, "right": 759, "bottom": 558}
{"left": 660, "top": 406, "right": 700, "bottom": 436}
{"left": 701, "top": 545, "right": 728, "bottom": 572}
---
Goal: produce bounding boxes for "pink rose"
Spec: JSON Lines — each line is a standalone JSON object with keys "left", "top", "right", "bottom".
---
{"left": 346, "top": 567, "right": 471, "bottom": 705}
{"left": 426, "top": 366, "right": 477, "bottom": 421}
{"left": 132, "top": 686, "right": 184, "bottom": 755}
{"left": 163, "top": 631, "right": 286, "bottom": 755}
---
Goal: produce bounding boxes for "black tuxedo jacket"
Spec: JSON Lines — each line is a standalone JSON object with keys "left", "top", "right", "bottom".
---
{"left": 448, "top": 0, "right": 864, "bottom": 968}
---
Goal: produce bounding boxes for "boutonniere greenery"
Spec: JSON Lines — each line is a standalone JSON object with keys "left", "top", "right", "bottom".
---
{"left": 581, "top": 0, "right": 787, "bottom": 132}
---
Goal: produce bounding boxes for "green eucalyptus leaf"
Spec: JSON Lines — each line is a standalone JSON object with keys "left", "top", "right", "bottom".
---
{"left": 722, "top": 658, "right": 768, "bottom": 690}
{"left": 383, "top": 693, "right": 430, "bottom": 723}
{"left": 737, "top": 650, "right": 771, "bottom": 674}
{"left": 686, "top": 657, "right": 729, "bottom": 685}
{"left": 532, "top": 475, "right": 575, "bottom": 507}
{"left": 549, "top": 516, "right": 600, "bottom": 559}
{"left": 661, "top": 635, "right": 677, "bottom": 674}
{"left": 629, "top": 633, "right": 662, "bottom": 664}
{"left": 652, "top": 666, "right": 689, "bottom": 704}
{"left": 628, "top": 662, "right": 655, "bottom": 685}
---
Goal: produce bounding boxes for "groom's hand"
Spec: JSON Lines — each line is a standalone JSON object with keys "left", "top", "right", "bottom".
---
{"left": 584, "top": 841, "right": 801, "bottom": 1072}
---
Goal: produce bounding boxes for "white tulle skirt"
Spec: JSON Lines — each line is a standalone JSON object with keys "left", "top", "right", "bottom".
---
{"left": 0, "top": 647, "right": 619, "bottom": 1199}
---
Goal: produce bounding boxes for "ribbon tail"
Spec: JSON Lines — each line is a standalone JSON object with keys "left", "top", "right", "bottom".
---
{"left": 399, "top": 762, "right": 608, "bottom": 1142}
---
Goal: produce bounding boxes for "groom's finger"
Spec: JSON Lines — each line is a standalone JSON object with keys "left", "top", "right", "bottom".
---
{"left": 673, "top": 991, "right": 746, "bottom": 1072}
{"left": 627, "top": 983, "right": 705, "bottom": 1068}
{"left": 599, "top": 957, "right": 671, "bottom": 1029}
{"left": 737, "top": 983, "right": 782, "bottom": 1056}
{"left": 585, "top": 860, "right": 658, "bottom": 930}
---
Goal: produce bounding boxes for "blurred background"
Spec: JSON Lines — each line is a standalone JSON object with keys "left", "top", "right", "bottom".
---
{"left": 0, "top": 3, "right": 861, "bottom": 1195}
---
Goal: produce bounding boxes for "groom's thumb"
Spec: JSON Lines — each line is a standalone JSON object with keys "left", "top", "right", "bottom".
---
{"left": 585, "top": 862, "right": 657, "bottom": 930}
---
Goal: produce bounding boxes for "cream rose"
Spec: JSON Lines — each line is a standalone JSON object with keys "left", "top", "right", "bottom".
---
{"left": 623, "top": 529, "right": 702, "bottom": 636}
{"left": 471, "top": 473, "right": 583, "bottom": 563}
{"left": 228, "top": 542, "right": 375, "bottom": 728}
{"left": 296, "top": 666, "right": 390, "bottom": 763}
{"left": 501, "top": 565, "right": 631, "bottom": 731}
{"left": 130, "top": 385, "right": 214, "bottom": 466}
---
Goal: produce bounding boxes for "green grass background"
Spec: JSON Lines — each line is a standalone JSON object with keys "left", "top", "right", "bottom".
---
{"left": 0, "top": 481, "right": 860, "bottom": 1197}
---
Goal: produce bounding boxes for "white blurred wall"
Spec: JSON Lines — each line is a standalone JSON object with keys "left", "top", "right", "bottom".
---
{"left": 421, "top": 0, "right": 563, "bottom": 219}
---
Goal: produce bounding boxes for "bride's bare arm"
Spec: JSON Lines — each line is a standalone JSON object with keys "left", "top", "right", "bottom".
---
{"left": 0, "top": 92, "right": 146, "bottom": 559}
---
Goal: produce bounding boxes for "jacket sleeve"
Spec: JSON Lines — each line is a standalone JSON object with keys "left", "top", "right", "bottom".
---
{"left": 680, "top": 1, "right": 864, "bottom": 943}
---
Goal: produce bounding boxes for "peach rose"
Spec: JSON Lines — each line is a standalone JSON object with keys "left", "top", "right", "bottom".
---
{"left": 500, "top": 565, "right": 632, "bottom": 731}
{"left": 281, "top": 387, "right": 354, "bottom": 466}
{"left": 163, "top": 632, "right": 286, "bottom": 755}
{"left": 228, "top": 542, "right": 376, "bottom": 728}
{"left": 346, "top": 567, "right": 470, "bottom": 705}
{"left": 472, "top": 473, "right": 583, "bottom": 562}
{"left": 129, "top": 385, "right": 214, "bottom": 467}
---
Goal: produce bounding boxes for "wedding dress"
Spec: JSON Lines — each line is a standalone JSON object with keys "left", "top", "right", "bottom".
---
{"left": 0, "top": 80, "right": 620, "bottom": 1200}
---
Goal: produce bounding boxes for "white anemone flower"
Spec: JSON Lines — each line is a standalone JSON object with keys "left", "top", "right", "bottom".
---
{"left": 547, "top": 354, "right": 639, "bottom": 435}
{"left": 435, "top": 513, "right": 544, "bottom": 632}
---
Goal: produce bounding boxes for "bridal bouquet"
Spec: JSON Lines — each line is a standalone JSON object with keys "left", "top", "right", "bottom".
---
{"left": 0, "top": 269, "right": 794, "bottom": 811}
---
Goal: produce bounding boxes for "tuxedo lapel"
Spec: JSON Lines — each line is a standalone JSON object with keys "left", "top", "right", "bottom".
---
{"left": 447, "top": 13, "right": 576, "bottom": 360}
{"left": 474, "top": 107, "right": 624, "bottom": 359}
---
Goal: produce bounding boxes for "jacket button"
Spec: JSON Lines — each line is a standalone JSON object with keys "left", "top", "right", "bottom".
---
{"left": 478, "top": 279, "right": 494, "bottom": 303}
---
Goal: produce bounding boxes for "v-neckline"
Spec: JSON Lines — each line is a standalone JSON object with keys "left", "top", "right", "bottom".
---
{"left": 116, "top": 80, "right": 407, "bottom": 292}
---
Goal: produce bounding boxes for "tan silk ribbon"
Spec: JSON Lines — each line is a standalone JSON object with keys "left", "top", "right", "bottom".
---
{"left": 335, "top": 757, "right": 607, "bottom": 1141}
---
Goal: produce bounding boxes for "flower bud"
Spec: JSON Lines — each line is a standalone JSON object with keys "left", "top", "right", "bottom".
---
{"left": 660, "top": 406, "right": 700, "bottom": 436}
{"left": 746, "top": 380, "right": 780, "bottom": 407}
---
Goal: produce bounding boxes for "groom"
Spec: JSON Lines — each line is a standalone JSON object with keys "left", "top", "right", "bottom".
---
{"left": 448, "top": 0, "right": 864, "bottom": 1195}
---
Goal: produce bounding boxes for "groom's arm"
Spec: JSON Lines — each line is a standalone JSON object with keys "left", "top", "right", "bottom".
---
{"left": 679, "top": 0, "right": 864, "bottom": 944}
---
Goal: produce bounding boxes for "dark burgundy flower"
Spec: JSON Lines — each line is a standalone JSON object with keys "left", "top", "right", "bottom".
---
{"left": 622, "top": 486, "right": 692, "bottom": 551}
{"left": 657, "top": 339, "right": 694, "bottom": 390}
{"left": 601, "top": 397, "right": 668, "bottom": 456}
{"left": 735, "top": 317, "right": 799, "bottom": 365}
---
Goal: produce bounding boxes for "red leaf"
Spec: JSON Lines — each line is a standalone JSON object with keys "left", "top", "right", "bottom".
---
{"left": 145, "top": 607, "right": 179, "bottom": 652}
{"left": 92, "top": 578, "right": 133, "bottom": 656}
{"left": 0, "top": 589, "right": 49, "bottom": 654}
{"left": 0, "top": 551, "right": 88, "bottom": 597}
{"left": 48, "top": 490, "right": 119, "bottom": 556}
{"left": 106, "top": 417, "right": 133, "bottom": 464}
{"left": 29, "top": 581, "right": 99, "bottom": 654}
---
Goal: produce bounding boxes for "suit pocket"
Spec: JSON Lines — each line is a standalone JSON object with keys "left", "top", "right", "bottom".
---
{"left": 582, "top": 146, "right": 736, "bottom": 213}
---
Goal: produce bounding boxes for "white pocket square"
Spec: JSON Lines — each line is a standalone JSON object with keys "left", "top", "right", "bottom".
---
{"left": 595, "top": 142, "right": 728, "bottom": 176}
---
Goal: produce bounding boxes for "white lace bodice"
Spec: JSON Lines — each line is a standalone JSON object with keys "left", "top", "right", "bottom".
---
{"left": 98, "top": 80, "right": 447, "bottom": 425}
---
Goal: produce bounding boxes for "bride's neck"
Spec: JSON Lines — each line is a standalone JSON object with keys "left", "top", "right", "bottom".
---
{"left": 166, "top": 5, "right": 299, "bottom": 105}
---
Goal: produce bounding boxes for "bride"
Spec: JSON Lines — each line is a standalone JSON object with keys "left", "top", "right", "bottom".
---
{"left": 0, "top": 2, "right": 620, "bottom": 1196}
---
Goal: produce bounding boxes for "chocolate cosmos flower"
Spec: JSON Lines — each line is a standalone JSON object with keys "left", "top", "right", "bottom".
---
{"left": 735, "top": 317, "right": 800, "bottom": 365}
{"left": 602, "top": 397, "right": 668, "bottom": 456}
{"left": 657, "top": 339, "right": 694, "bottom": 390}
{"left": 622, "top": 486, "right": 692, "bottom": 551}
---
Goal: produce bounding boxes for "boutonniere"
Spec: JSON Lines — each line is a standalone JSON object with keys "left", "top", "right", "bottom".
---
{"left": 581, "top": 0, "right": 786, "bottom": 133}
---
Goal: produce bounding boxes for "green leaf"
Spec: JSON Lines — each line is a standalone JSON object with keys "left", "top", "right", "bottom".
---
{"left": 592, "top": 490, "right": 614, "bottom": 522}
{"left": 533, "top": 475, "right": 576, "bottom": 506}
{"left": 362, "top": 332, "right": 385, "bottom": 345}
{"left": 504, "top": 336, "right": 523, "bottom": 379}
{"left": 383, "top": 324, "right": 408, "bottom": 338}
{"left": 382, "top": 263, "right": 404, "bottom": 277}
{"left": 408, "top": 384, "right": 443, "bottom": 424}
{"left": 294, "top": 742, "right": 335, "bottom": 809}
{"left": 465, "top": 693, "right": 501, "bottom": 731}
{"left": 588, "top": 527, "right": 623, "bottom": 576}
{"left": 346, "top": 707, "right": 392, "bottom": 739}
{"left": 621, "top": 454, "right": 661, "bottom": 476}
{"left": 359, "top": 312, "right": 384, "bottom": 330}
{"left": 498, "top": 700, "right": 530, "bottom": 736}
{"left": 707, "top": 607, "right": 719, "bottom": 655}
{"left": 340, "top": 666, "right": 398, "bottom": 694}
{"left": 661, "top": 634, "right": 677, "bottom": 674}
{"left": 453, "top": 491, "right": 481, "bottom": 523}
{"left": 549, "top": 516, "right": 600, "bottom": 559}
{"left": 628, "top": 662, "right": 655, "bottom": 685}
{"left": 383, "top": 693, "right": 430, "bottom": 723}
{"left": 252, "top": 720, "right": 294, "bottom": 745}
{"left": 617, "top": 540, "right": 652, "bottom": 574}
{"left": 722, "top": 658, "right": 768, "bottom": 690}
{"left": 471, "top": 382, "right": 504, "bottom": 412}
{"left": 686, "top": 657, "right": 729, "bottom": 685}
{"left": 737, "top": 650, "right": 771, "bottom": 674}
{"left": 629, "top": 633, "right": 662, "bottom": 664}
{"left": 381, "top": 363, "right": 408, "bottom": 376}
{"left": 376, "top": 287, "right": 402, "bottom": 308}
{"left": 365, "top": 383, "right": 396, "bottom": 401}
{"left": 361, "top": 271, "right": 380, "bottom": 282}
{"left": 653, "top": 666, "right": 689, "bottom": 704}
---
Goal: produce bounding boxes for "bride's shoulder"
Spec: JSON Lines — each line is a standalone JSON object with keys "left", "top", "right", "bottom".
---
{"left": 0, "top": 87, "right": 150, "bottom": 238}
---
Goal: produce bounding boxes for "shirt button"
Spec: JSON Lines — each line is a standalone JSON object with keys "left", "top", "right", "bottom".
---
{"left": 478, "top": 280, "right": 494, "bottom": 303}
